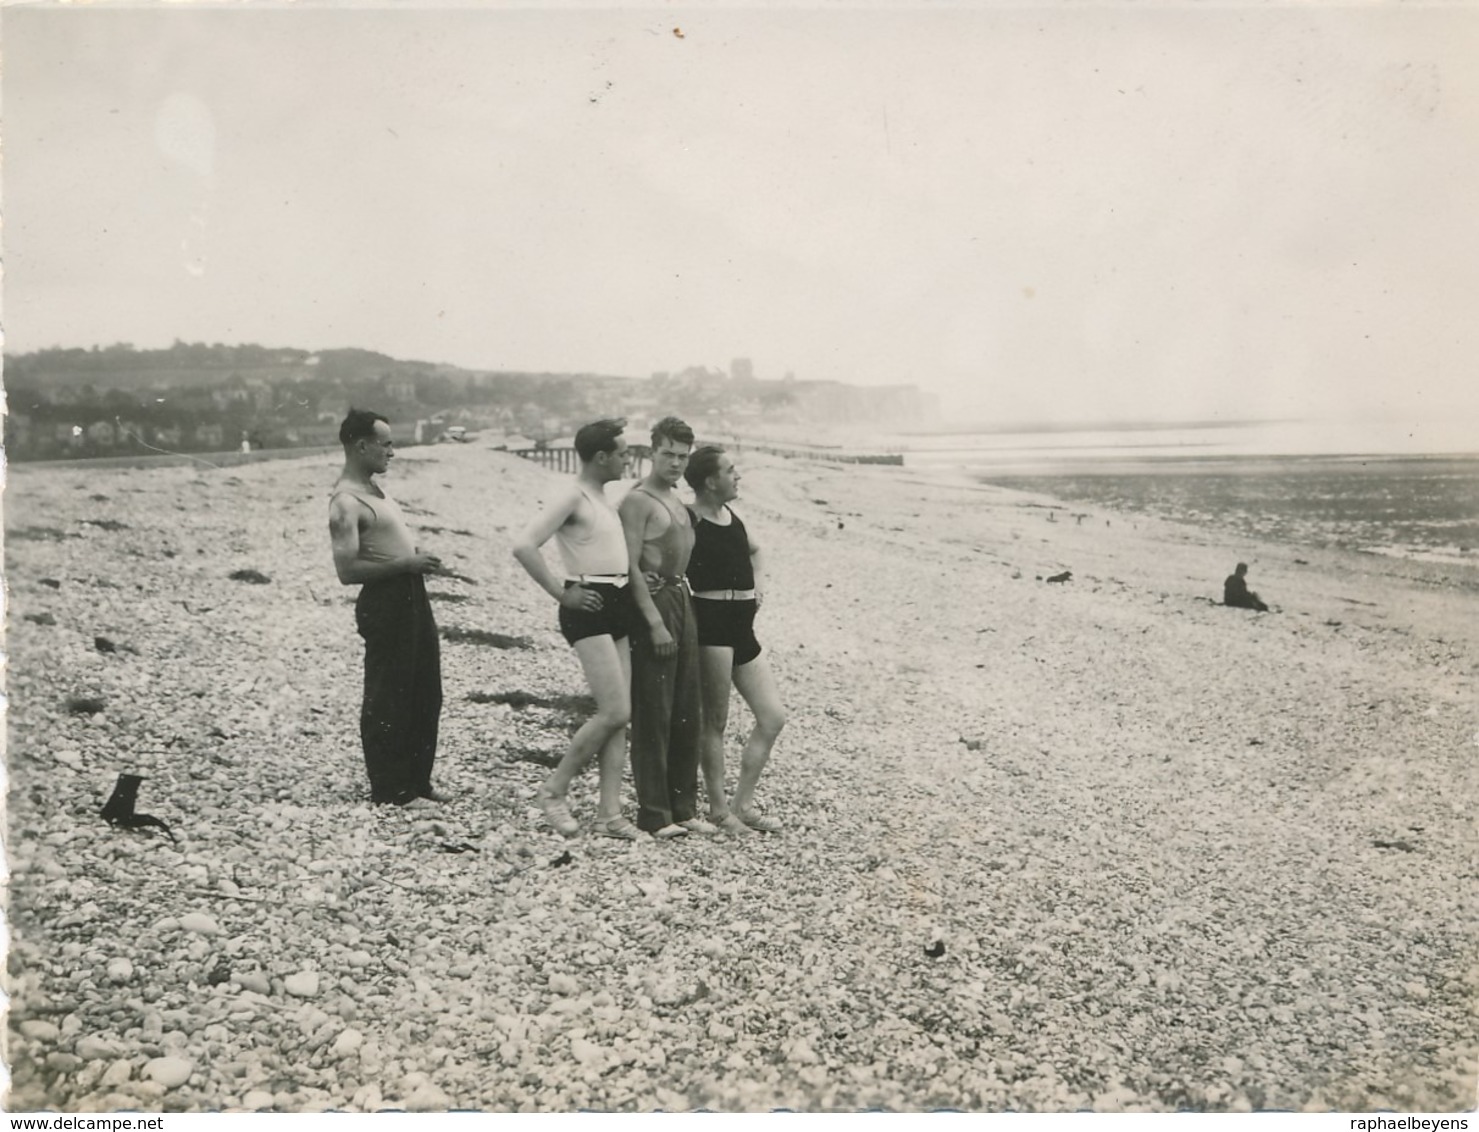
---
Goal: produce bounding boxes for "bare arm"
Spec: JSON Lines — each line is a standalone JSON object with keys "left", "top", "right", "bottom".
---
{"left": 511, "top": 487, "right": 599, "bottom": 609}
{"left": 749, "top": 528, "right": 768, "bottom": 608}
{"left": 329, "top": 495, "right": 441, "bottom": 585}
{"left": 619, "top": 493, "right": 672, "bottom": 650}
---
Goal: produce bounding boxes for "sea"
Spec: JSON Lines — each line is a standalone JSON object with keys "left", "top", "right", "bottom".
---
{"left": 873, "top": 419, "right": 1479, "bottom": 566}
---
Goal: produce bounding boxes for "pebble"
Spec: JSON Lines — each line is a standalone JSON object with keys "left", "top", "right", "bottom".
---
{"left": 180, "top": 912, "right": 224, "bottom": 937}
{"left": 549, "top": 973, "right": 579, "bottom": 996}
{"left": 234, "top": 971, "right": 271, "bottom": 996}
{"left": 143, "top": 1056, "right": 193, "bottom": 1089}
{"left": 285, "top": 972, "right": 321, "bottom": 998}
{"left": 19, "top": 1020, "right": 60, "bottom": 1042}
{"left": 332, "top": 1029, "right": 365, "bottom": 1057}
{"left": 101, "top": 1060, "right": 134, "bottom": 1087}
{"left": 76, "top": 1036, "right": 121, "bottom": 1061}
{"left": 242, "top": 1089, "right": 275, "bottom": 1110}
{"left": 107, "top": 958, "right": 134, "bottom": 984}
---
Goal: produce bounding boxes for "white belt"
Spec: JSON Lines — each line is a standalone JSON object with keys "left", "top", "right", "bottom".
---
{"left": 568, "top": 574, "right": 629, "bottom": 587}
{"left": 692, "top": 588, "right": 756, "bottom": 601}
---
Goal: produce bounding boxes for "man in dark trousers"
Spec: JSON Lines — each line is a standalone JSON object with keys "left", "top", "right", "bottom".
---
{"left": 620, "top": 416, "right": 709, "bottom": 839}
{"left": 1223, "top": 562, "right": 1271, "bottom": 612}
{"left": 329, "top": 408, "right": 447, "bottom": 807}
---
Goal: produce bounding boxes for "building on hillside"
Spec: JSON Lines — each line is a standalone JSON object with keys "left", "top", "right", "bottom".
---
{"left": 381, "top": 375, "right": 418, "bottom": 403}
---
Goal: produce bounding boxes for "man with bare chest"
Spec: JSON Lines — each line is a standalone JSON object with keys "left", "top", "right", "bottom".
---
{"left": 619, "top": 417, "right": 712, "bottom": 838}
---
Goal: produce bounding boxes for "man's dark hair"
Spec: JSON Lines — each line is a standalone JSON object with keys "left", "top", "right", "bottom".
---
{"left": 340, "top": 408, "right": 389, "bottom": 447}
{"left": 574, "top": 418, "right": 626, "bottom": 463}
{"left": 651, "top": 416, "right": 695, "bottom": 449}
{"left": 684, "top": 445, "right": 727, "bottom": 492}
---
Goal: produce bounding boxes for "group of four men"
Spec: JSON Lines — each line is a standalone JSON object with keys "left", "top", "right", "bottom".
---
{"left": 329, "top": 410, "right": 784, "bottom": 840}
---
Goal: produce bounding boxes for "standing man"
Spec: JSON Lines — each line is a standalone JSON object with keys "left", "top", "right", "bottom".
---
{"left": 512, "top": 419, "right": 642, "bottom": 840}
{"left": 329, "top": 409, "right": 446, "bottom": 808}
{"left": 621, "top": 417, "right": 711, "bottom": 839}
{"left": 684, "top": 446, "right": 785, "bottom": 834}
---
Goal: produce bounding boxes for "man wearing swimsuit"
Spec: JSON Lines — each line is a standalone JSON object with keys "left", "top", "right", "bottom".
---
{"left": 620, "top": 417, "right": 712, "bottom": 839}
{"left": 685, "top": 446, "right": 785, "bottom": 834}
{"left": 328, "top": 409, "right": 447, "bottom": 808}
{"left": 512, "top": 418, "right": 642, "bottom": 839}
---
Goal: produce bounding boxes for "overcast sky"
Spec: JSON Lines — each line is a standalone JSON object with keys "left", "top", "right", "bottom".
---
{"left": 5, "top": 2, "right": 1477, "bottom": 426}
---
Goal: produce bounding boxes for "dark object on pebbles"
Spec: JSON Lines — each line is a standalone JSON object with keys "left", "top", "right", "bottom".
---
{"left": 925, "top": 940, "right": 946, "bottom": 958}
{"left": 439, "top": 842, "right": 481, "bottom": 854}
{"left": 229, "top": 569, "right": 272, "bottom": 584}
{"left": 24, "top": 613, "right": 57, "bottom": 626}
{"left": 100, "top": 773, "right": 178, "bottom": 844}
{"left": 40, "top": 578, "right": 62, "bottom": 589}
{"left": 1046, "top": 570, "right": 1073, "bottom": 584}
{"left": 94, "top": 636, "right": 117, "bottom": 654}
{"left": 207, "top": 959, "right": 233, "bottom": 986}
{"left": 551, "top": 850, "right": 573, "bottom": 868}
{"left": 441, "top": 626, "right": 533, "bottom": 650}
{"left": 81, "top": 518, "right": 130, "bottom": 532}
{"left": 66, "top": 696, "right": 107, "bottom": 715}
{"left": 959, "top": 737, "right": 984, "bottom": 752}
{"left": 1373, "top": 838, "right": 1417, "bottom": 853}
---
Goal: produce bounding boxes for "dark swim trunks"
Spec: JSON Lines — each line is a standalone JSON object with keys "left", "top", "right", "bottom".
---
{"left": 691, "top": 596, "right": 762, "bottom": 666}
{"left": 558, "top": 582, "right": 630, "bottom": 645}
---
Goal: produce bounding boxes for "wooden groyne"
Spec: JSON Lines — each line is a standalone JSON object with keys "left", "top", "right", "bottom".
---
{"left": 509, "top": 439, "right": 900, "bottom": 477}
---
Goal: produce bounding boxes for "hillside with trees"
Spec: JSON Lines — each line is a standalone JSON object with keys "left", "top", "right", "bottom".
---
{"left": 3, "top": 343, "right": 937, "bottom": 461}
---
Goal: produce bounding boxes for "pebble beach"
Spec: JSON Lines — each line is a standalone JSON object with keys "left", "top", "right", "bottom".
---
{"left": 5, "top": 439, "right": 1477, "bottom": 1113}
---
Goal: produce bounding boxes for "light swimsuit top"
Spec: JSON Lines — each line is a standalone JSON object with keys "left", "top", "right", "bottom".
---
{"left": 554, "top": 482, "right": 629, "bottom": 577}
{"left": 331, "top": 482, "right": 417, "bottom": 563}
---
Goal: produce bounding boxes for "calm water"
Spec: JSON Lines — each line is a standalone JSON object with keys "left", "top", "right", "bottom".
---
{"left": 974, "top": 456, "right": 1479, "bottom": 564}
{"left": 873, "top": 421, "right": 1479, "bottom": 563}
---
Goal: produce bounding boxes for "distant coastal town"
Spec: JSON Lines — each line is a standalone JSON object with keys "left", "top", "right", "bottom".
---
{"left": 3, "top": 343, "right": 939, "bottom": 461}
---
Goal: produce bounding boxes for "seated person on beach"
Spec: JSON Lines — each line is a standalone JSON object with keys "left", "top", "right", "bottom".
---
{"left": 511, "top": 418, "right": 643, "bottom": 840}
{"left": 1223, "top": 562, "right": 1270, "bottom": 612}
{"left": 684, "top": 445, "right": 786, "bottom": 835}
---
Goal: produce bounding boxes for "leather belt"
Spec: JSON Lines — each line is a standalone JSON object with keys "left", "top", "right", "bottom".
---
{"left": 691, "top": 588, "right": 756, "bottom": 600}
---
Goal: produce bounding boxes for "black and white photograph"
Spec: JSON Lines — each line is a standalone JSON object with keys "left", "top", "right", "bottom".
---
{"left": 4, "top": 0, "right": 1477, "bottom": 1116}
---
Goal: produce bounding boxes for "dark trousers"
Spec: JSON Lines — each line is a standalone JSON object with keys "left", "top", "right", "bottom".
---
{"left": 355, "top": 574, "right": 442, "bottom": 804}
{"left": 629, "top": 585, "right": 703, "bottom": 831}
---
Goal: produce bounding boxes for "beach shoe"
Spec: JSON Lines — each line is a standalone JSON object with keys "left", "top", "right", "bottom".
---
{"left": 398, "top": 796, "right": 440, "bottom": 812}
{"left": 737, "top": 809, "right": 782, "bottom": 833}
{"left": 535, "top": 791, "right": 580, "bottom": 837}
{"left": 712, "top": 813, "right": 756, "bottom": 836}
{"left": 418, "top": 788, "right": 454, "bottom": 804}
{"left": 678, "top": 817, "right": 719, "bottom": 835}
{"left": 653, "top": 823, "right": 690, "bottom": 840}
{"left": 595, "top": 816, "right": 643, "bottom": 841}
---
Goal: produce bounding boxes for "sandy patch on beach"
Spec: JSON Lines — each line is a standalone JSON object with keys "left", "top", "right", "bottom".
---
{"left": 5, "top": 441, "right": 1476, "bottom": 1112}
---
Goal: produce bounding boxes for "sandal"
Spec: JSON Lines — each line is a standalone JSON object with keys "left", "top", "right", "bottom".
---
{"left": 712, "top": 813, "right": 755, "bottom": 836}
{"left": 535, "top": 791, "right": 580, "bottom": 837}
{"left": 678, "top": 817, "right": 719, "bottom": 835}
{"left": 594, "top": 816, "right": 642, "bottom": 841}
{"left": 653, "top": 823, "right": 690, "bottom": 840}
{"left": 737, "top": 809, "right": 782, "bottom": 833}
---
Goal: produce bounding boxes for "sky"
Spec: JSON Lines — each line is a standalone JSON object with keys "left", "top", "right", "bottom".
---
{"left": 5, "top": 1, "right": 1478, "bottom": 428}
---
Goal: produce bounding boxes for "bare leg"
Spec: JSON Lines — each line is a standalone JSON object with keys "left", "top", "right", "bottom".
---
{"left": 697, "top": 645, "right": 736, "bottom": 818}
{"left": 594, "top": 639, "right": 632, "bottom": 821}
{"left": 729, "top": 653, "right": 786, "bottom": 817}
{"left": 542, "top": 634, "right": 631, "bottom": 802}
